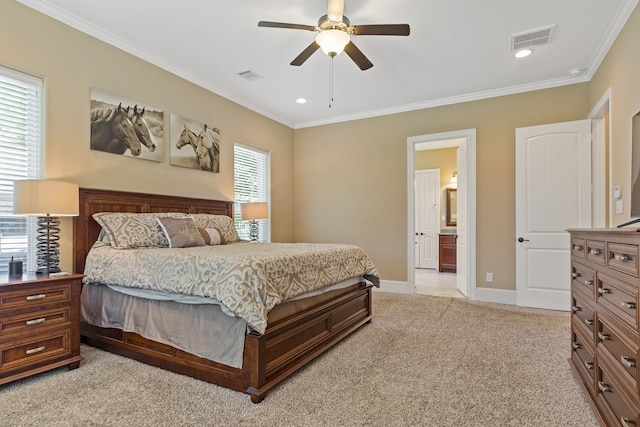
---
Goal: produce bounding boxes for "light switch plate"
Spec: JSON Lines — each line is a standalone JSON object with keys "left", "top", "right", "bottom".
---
{"left": 616, "top": 199, "right": 623, "bottom": 214}
{"left": 614, "top": 186, "right": 622, "bottom": 199}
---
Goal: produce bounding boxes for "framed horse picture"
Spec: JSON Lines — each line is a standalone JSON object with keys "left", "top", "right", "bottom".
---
{"left": 169, "top": 113, "right": 220, "bottom": 173}
{"left": 90, "top": 88, "right": 164, "bottom": 162}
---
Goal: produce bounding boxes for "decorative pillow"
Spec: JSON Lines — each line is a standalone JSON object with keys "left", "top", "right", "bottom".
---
{"left": 190, "top": 214, "right": 241, "bottom": 243}
{"left": 157, "top": 217, "right": 206, "bottom": 248}
{"left": 93, "top": 212, "right": 187, "bottom": 249}
{"left": 198, "top": 227, "right": 222, "bottom": 245}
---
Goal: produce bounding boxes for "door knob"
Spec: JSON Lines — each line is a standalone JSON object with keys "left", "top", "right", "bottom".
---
{"left": 517, "top": 237, "right": 529, "bottom": 242}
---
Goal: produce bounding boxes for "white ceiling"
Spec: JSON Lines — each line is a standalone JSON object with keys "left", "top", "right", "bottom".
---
{"left": 18, "top": 0, "right": 639, "bottom": 128}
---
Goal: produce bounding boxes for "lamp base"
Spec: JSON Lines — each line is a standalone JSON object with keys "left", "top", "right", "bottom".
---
{"left": 249, "top": 220, "right": 259, "bottom": 242}
{"left": 35, "top": 216, "right": 61, "bottom": 274}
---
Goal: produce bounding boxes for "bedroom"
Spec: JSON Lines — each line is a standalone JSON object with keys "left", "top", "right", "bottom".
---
{"left": 1, "top": 0, "right": 640, "bottom": 423}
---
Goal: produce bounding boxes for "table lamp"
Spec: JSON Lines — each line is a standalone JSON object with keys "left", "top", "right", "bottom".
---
{"left": 12, "top": 180, "right": 79, "bottom": 274}
{"left": 241, "top": 202, "right": 268, "bottom": 242}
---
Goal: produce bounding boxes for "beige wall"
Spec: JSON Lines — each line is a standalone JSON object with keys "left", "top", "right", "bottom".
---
{"left": 1, "top": 2, "right": 295, "bottom": 271}
{"left": 415, "top": 147, "right": 458, "bottom": 230}
{"left": 589, "top": 2, "right": 640, "bottom": 227}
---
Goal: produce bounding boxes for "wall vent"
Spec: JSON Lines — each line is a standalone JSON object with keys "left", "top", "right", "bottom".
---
{"left": 237, "top": 69, "right": 263, "bottom": 81}
{"left": 511, "top": 25, "right": 555, "bottom": 51}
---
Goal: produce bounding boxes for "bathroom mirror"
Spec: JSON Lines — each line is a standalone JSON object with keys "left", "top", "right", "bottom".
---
{"left": 446, "top": 188, "right": 457, "bottom": 226}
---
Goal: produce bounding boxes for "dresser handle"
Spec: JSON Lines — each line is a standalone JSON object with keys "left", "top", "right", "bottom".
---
{"left": 598, "top": 288, "right": 610, "bottom": 294}
{"left": 25, "top": 345, "right": 45, "bottom": 355}
{"left": 584, "top": 318, "right": 593, "bottom": 326}
{"left": 584, "top": 280, "right": 594, "bottom": 287}
{"left": 621, "top": 301, "right": 637, "bottom": 310}
{"left": 615, "top": 254, "right": 631, "bottom": 262}
{"left": 573, "top": 244, "right": 583, "bottom": 251}
{"left": 584, "top": 361, "right": 594, "bottom": 370}
{"left": 590, "top": 249, "right": 602, "bottom": 256}
{"left": 572, "top": 342, "right": 582, "bottom": 350}
{"left": 572, "top": 305, "right": 582, "bottom": 312}
{"left": 621, "top": 355, "right": 636, "bottom": 369}
{"left": 598, "top": 332, "right": 609, "bottom": 341}
{"left": 598, "top": 381, "right": 610, "bottom": 393}
{"left": 621, "top": 417, "right": 635, "bottom": 427}
{"left": 25, "top": 317, "right": 46, "bottom": 326}
{"left": 26, "top": 293, "right": 46, "bottom": 301}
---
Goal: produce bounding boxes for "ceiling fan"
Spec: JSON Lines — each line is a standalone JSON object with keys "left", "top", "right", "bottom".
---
{"left": 258, "top": 0, "right": 410, "bottom": 71}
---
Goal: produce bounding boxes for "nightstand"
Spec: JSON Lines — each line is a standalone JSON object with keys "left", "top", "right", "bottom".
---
{"left": 0, "top": 273, "right": 83, "bottom": 385}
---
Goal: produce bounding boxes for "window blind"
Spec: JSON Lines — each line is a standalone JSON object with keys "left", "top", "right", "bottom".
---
{"left": 234, "top": 141, "right": 270, "bottom": 242}
{"left": 0, "top": 66, "right": 42, "bottom": 274}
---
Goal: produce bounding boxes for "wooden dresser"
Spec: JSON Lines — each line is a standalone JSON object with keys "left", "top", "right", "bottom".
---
{"left": 0, "top": 273, "right": 83, "bottom": 385}
{"left": 438, "top": 234, "right": 457, "bottom": 273}
{"left": 569, "top": 228, "right": 640, "bottom": 427}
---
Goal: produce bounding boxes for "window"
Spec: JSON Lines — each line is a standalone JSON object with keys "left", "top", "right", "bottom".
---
{"left": 234, "top": 141, "right": 270, "bottom": 242}
{"left": 0, "top": 66, "right": 43, "bottom": 274}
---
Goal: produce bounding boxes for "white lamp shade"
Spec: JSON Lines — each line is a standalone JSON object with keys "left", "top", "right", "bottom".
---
{"left": 13, "top": 179, "right": 79, "bottom": 216}
{"left": 241, "top": 202, "right": 268, "bottom": 221}
{"left": 315, "top": 29, "right": 350, "bottom": 56}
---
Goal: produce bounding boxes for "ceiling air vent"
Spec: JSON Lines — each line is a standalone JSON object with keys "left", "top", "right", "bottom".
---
{"left": 511, "top": 25, "right": 555, "bottom": 51}
{"left": 237, "top": 69, "right": 263, "bottom": 81}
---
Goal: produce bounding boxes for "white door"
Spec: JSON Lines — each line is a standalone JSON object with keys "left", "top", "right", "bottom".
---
{"left": 456, "top": 144, "right": 468, "bottom": 296}
{"left": 415, "top": 169, "right": 439, "bottom": 269}
{"left": 515, "top": 120, "right": 591, "bottom": 311}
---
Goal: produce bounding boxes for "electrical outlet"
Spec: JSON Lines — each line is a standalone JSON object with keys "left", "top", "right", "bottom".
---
{"left": 486, "top": 272, "right": 493, "bottom": 282}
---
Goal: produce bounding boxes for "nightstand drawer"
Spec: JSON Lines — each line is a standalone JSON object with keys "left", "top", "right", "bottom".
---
{"left": 0, "top": 307, "right": 70, "bottom": 337}
{"left": 0, "top": 283, "right": 71, "bottom": 311}
{"left": 0, "top": 330, "right": 70, "bottom": 371}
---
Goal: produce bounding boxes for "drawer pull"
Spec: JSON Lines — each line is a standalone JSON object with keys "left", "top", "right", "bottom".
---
{"left": 25, "top": 345, "right": 45, "bottom": 355}
{"left": 572, "top": 305, "right": 582, "bottom": 312}
{"left": 572, "top": 272, "right": 581, "bottom": 279}
{"left": 26, "top": 293, "right": 46, "bottom": 301}
{"left": 590, "top": 248, "right": 602, "bottom": 256}
{"left": 584, "top": 361, "right": 594, "bottom": 370}
{"left": 25, "top": 317, "right": 46, "bottom": 326}
{"left": 572, "top": 342, "right": 582, "bottom": 350}
{"left": 584, "top": 318, "right": 593, "bottom": 326}
{"left": 621, "top": 356, "right": 636, "bottom": 369}
{"left": 573, "top": 244, "right": 583, "bottom": 251}
{"left": 584, "top": 280, "right": 594, "bottom": 287}
{"left": 615, "top": 254, "right": 631, "bottom": 262}
{"left": 598, "top": 332, "right": 609, "bottom": 341}
{"left": 598, "top": 381, "right": 610, "bottom": 393}
{"left": 598, "top": 288, "right": 610, "bottom": 295}
{"left": 621, "top": 301, "right": 637, "bottom": 310}
{"left": 621, "top": 417, "right": 636, "bottom": 427}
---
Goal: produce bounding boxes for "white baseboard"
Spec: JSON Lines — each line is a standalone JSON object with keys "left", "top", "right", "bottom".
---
{"left": 374, "top": 280, "right": 413, "bottom": 294}
{"left": 475, "top": 287, "right": 516, "bottom": 305}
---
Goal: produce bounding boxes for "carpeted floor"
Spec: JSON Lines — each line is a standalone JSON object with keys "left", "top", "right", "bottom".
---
{"left": 0, "top": 292, "right": 598, "bottom": 426}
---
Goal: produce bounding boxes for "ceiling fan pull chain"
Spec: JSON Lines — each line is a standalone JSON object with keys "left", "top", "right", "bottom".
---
{"left": 329, "top": 56, "right": 334, "bottom": 108}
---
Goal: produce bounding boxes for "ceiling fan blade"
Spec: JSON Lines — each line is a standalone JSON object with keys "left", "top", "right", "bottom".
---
{"left": 290, "top": 42, "right": 320, "bottom": 66}
{"left": 343, "top": 41, "right": 373, "bottom": 70}
{"left": 327, "top": 0, "right": 345, "bottom": 22}
{"left": 350, "top": 24, "right": 410, "bottom": 36}
{"left": 258, "top": 21, "right": 316, "bottom": 32}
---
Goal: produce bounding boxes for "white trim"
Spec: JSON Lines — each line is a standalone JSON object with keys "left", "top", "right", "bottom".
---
{"left": 374, "top": 280, "right": 413, "bottom": 294}
{"left": 589, "top": 88, "right": 613, "bottom": 227}
{"left": 406, "top": 129, "right": 477, "bottom": 301}
{"left": 475, "top": 288, "right": 517, "bottom": 306}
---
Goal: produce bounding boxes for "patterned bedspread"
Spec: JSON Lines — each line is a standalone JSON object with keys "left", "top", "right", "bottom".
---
{"left": 83, "top": 242, "right": 379, "bottom": 334}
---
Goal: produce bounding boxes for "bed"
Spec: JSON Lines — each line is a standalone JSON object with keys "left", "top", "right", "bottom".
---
{"left": 73, "top": 188, "right": 377, "bottom": 403}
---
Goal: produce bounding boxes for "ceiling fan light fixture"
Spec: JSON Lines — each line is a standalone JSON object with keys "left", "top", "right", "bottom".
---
{"left": 316, "top": 29, "right": 350, "bottom": 57}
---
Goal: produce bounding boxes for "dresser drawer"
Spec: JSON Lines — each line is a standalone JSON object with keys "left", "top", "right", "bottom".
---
{"left": 572, "top": 291, "right": 595, "bottom": 336}
{"left": 597, "top": 362, "right": 640, "bottom": 427}
{"left": 0, "top": 307, "right": 71, "bottom": 337}
{"left": 0, "top": 330, "right": 70, "bottom": 372}
{"left": 598, "top": 273, "right": 638, "bottom": 330}
{"left": 572, "top": 319, "right": 596, "bottom": 394}
{"left": 597, "top": 315, "right": 639, "bottom": 392}
{"left": 609, "top": 243, "right": 640, "bottom": 278}
{"left": 587, "top": 240, "right": 606, "bottom": 265}
{"left": 572, "top": 262, "right": 596, "bottom": 300}
{"left": 572, "top": 237, "right": 587, "bottom": 259}
{"left": 0, "top": 283, "right": 71, "bottom": 311}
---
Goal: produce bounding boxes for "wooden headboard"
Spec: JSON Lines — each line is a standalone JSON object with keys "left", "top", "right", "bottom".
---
{"left": 73, "top": 188, "right": 234, "bottom": 274}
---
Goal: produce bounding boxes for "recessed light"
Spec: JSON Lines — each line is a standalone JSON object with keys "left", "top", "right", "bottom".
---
{"left": 515, "top": 48, "right": 533, "bottom": 58}
{"left": 296, "top": 98, "right": 307, "bottom": 104}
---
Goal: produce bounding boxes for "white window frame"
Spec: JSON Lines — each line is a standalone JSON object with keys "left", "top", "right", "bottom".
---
{"left": 234, "top": 141, "right": 270, "bottom": 242}
{"left": 0, "top": 65, "right": 43, "bottom": 274}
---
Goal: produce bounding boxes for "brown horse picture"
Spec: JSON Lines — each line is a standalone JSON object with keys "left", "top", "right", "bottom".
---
{"left": 170, "top": 113, "right": 221, "bottom": 173}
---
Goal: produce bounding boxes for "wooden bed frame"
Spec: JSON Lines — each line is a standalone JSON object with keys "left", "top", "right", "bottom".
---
{"left": 73, "top": 188, "right": 373, "bottom": 403}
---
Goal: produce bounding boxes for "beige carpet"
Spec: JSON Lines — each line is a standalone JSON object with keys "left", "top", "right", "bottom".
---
{"left": 0, "top": 293, "right": 598, "bottom": 427}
